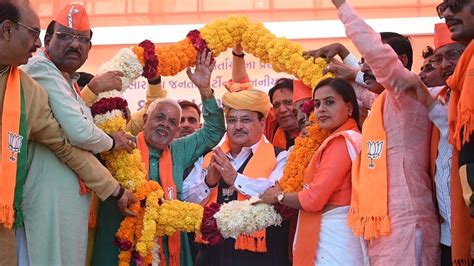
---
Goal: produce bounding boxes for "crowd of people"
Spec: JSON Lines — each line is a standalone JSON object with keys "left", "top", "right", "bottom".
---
{"left": 0, "top": 0, "right": 473, "bottom": 265}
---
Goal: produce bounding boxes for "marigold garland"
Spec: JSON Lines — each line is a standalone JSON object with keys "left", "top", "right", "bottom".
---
{"left": 279, "top": 114, "right": 330, "bottom": 192}
{"left": 129, "top": 15, "right": 332, "bottom": 88}
{"left": 95, "top": 16, "right": 335, "bottom": 265}
{"left": 155, "top": 200, "right": 204, "bottom": 236}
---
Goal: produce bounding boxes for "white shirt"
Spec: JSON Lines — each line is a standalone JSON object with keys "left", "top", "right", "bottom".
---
{"left": 429, "top": 90, "right": 452, "bottom": 246}
{"left": 182, "top": 136, "right": 288, "bottom": 204}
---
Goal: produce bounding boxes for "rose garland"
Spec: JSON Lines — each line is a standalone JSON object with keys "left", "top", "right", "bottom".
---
{"left": 279, "top": 114, "right": 330, "bottom": 193}
{"left": 91, "top": 51, "right": 167, "bottom": 264}
{"left": 130, "top": 16, "right": 332, "bottom": 89}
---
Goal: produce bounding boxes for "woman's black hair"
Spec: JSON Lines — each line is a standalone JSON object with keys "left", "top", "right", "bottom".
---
{"left": 313, "top": 77, "right": 361, "bottom": 130}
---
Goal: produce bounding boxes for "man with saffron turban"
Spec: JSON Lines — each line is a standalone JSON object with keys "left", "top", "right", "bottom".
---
{"left": 230, "top": 43, "right": 300, "bottom": 150}
{"left": 183, "top": 79, "right": 290, "bottom": 266}
{"left": 92, "top": 50, "right": 226, "bottom": 266}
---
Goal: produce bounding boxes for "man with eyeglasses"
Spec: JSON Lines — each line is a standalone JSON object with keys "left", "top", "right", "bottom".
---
{"left": 407, "top": 22, "right": 467, "bottom": 266}
{"left": 17, "top": 3, "right": 139, "bottom": 266}
{"left": 419, "top": 45, "right": 446, "bottom": 88}
{"left": 92, "top": 50, "right": 226, "bottom": 266}
{"left": 437, "top": 0, "right": 474, "bottom": 264}
{"left": 0, "top": 1, "right": 136, "bottom": 265}
{"left": 226, "top": 43, "right": 300, "bottom": 151}
{"left": 182, "top": 82, "right": 290, "bottom": 266}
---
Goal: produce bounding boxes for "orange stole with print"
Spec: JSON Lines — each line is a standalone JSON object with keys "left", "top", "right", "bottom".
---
{"left": 0, "top": 67, "right": 21, "bottom": 228}
{"left": 137, "top": 132, "right": 180, "bottom": 266}
{"left": 348, "top": 91, "right": 391, "bottom": 240}
{"left": 202, "top": 136, "right": 277, "bottom": 252}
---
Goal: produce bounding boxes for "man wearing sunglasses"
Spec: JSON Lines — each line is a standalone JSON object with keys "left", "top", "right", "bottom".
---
{"left": 18, "top": 3, "right": 137, "bottom": 266}
{"left": 436, "top": 0, "right": 474, "bottom": 264}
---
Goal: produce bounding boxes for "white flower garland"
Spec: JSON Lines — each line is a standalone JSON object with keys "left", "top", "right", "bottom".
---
{"left": 97, "top": 48, "right": 143, "bottom": 93}
{"left": 214, "top": 197, "right": 282, "bottom": 239}
{"left": 93, "top": 109, "right": 124, "bottom": 125}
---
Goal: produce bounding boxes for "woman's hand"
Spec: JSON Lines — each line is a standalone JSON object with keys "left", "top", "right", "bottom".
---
{"left": 254, "top": 185, "right": 282, "bottom": 205}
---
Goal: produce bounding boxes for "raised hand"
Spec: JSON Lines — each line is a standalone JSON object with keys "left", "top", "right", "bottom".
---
{"left": 186, "top": 50, "right": 216, "bottom": 98}
{"left": 303, "top": 43, "right": 349, "bottom": 62}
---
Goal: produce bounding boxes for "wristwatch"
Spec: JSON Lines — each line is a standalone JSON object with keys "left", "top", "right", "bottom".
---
{"left": 277, "top": 191, "right": 285, "bottom": 204}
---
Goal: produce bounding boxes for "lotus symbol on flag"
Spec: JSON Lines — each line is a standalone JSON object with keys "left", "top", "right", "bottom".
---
{"left": 367, "top": 141, "right": 384, "bottom": 169}
{"left": 8, "top": 132, "right": 23, "bottom": 162}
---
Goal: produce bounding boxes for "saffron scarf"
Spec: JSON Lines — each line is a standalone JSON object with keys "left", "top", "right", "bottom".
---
{"left": 293, "top": 119, "right": 361, "bottom": 266}
{"left": 348, "top": 91, "right": 391, "bottom": 239}
{"left": 447, "top": 41, "right": 474, "bottom": 150}
{"left": 202, "top": 135, "right": 277, "bottom": 252}
{"left": 450, "top": 151, "right": 474, "bottom": 265}
{"left": 137, "top": 132, "right": 180, "bottom": 266}
{"left": 263, "top": 108, "right": 278, "bottom": 143}
{"left": 272, "top": 127, "right": 287, "bottom": 150}
{"left": 446, "top": 40, "right": 474, "bottom": 265}
{"left": 0, "top": 67, "right": 28, "bottom": 229}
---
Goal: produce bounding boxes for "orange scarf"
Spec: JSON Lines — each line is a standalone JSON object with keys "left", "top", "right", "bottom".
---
{"left": 293, "top": 119, "right": 361, "bottom": 266}
{"left": 202, "top": 135, "right": 277, "bottom": 252}
{"left": 0, "top": 67, "right": 21, "bottom": 229}
{"left": 450, "top": 151, "right": 474, "bottom": 265}
{"left": 137, "top": 132, "right": 180, "bottom": 266}
{"left": 272, "top": 127, "right": 287, "bottom": 150}
{"left": 264, "top": 108, "right": 278, "bottom": 142}
{"left": 348, "top": 91, "right": 391, "bottom": 240}
{"left": 447, "top": 41, "right": 474, "bottom": 150}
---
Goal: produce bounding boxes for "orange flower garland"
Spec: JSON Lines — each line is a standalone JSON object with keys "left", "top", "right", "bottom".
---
{"left": 130, "top": 16, "right": 332, "bottom": 89}
{"left": 279, "top": 114, "right": 330, "bottom": 192}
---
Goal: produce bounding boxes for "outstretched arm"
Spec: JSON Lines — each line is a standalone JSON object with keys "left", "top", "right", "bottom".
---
{"left": 232, "top": 43, "right": 250, "bottom": 83}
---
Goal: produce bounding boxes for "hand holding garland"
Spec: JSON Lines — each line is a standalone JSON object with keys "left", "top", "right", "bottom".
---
{"left": 254, "top": 183, "right": 302, "bottom": 209}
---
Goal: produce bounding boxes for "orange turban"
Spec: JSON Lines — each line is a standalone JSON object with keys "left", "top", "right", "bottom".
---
{"left": 434, "top": 23, "right": 455, "bottom": 50}
{"left": 292, "top": 80, "right": 312, "bottom": 103}
{"left": 54, "top": 3, "right": 91, "bottom": 31}
{"left": 222, "top": 85, "right": 271, "bottom": 117}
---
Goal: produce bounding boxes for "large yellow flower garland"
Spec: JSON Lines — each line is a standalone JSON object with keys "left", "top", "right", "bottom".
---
{"left": 279, "top": 114, "right": 330, "bottom": 192}
{"left": 132, "top": 16, "right": 331, "bottom": 89}
{"left": 94, "top": 15, "right": 335, "bottom": 265}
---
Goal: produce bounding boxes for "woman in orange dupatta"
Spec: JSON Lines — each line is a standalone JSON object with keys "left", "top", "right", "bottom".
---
{"left": 258, "top": 78, "right": 367, "bottom": 265}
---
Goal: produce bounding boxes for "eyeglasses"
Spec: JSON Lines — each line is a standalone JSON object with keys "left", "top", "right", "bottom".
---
{"left": 16, "top": 21, "right": 41, "bottom": 40}
{"left": 436, "top": 0, "right": 465, "bottom": 18}
{"left": 226, "top": 116, "right": 258, "bottom": 125}
{"left": 54, "top": 31, "right": 91, "bottom": 45}
{"left": 429, "top": 49, "right": 464, "bottom": 67}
